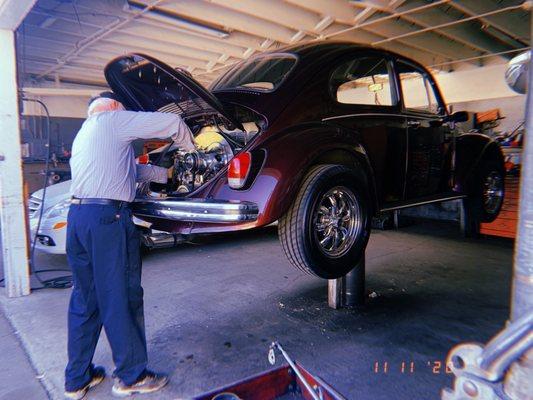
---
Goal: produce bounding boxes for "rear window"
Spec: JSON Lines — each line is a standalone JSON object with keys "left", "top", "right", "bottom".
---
{"left": 211, "top": 54, "right": 296, "bottom": 92}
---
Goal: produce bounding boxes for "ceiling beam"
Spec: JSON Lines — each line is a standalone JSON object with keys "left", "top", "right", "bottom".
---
{"left": 319, "top": 23, "right": 451, "bottom": 67}
{"left": 364, "top": 16, "right": 480, "bottom": 60}
{"left": 0, "top": 0, "right": 36, "bottom": 30}
{"left": 394, "top": 0, "right": 515, "bottom": 57}
{"left": 320, "top": 0, "right": 449, "bottom": 40}
{"left": 429, "top": 46, "right": 531, "bottom": 68}
{"left": 269, "top": 0, "right": 356, "bottom": 25}
{"left": 36, "top": 0, "right": 167, "bottom": 79}
{"left": 352, "top": 0, "right": 407, "bottom": 24}
{"left": 154, "top": 0, "right": 298, "bottom": 43}
{"left": 83, "top": 41, "right": 211, "bottom": 69}
{"left": 208, "top": 0, "right": 322, "bottom": 32}
{"left": 122, "top": 21, "right": 248, "bottom": 58}
{"left": 448, "top": 0, "right": 530, "bottom": 47}
{"left": 104, "top": 33, "right": 222, "bottom": 62}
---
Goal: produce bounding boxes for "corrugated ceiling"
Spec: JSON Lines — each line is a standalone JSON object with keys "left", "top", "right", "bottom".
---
{"left": 16, "top": 0, "right": 531, "bottom": 88}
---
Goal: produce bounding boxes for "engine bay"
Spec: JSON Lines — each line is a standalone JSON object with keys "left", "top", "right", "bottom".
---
{"left": 143, "top": 115, "right": 262, "bottom": 197}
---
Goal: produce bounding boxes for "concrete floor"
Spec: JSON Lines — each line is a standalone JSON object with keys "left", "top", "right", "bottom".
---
{"left": 0, "top": 220, "right": 512, "bottom": 400}
{"left": 0, "top": 312, "right": 48, "bottom": 400}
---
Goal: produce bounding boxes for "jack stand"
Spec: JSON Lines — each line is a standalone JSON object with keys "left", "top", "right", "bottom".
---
{"left": 393, "top": 210, "right": 400, "bottom": 229}
{"left": 459, "top": 199, "right": 479, "bottom": 237}
{"left": 328, "top": 254, "right": 365, "bottom": 309}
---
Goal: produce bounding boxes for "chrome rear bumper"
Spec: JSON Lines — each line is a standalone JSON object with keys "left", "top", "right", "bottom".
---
{"left": 132, "top": 197, "right": 259, "bottom": 223}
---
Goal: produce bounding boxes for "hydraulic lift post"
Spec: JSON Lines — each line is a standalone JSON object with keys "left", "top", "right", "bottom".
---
{"left": 328, "top": 255, "right": 365, "bottom": 309}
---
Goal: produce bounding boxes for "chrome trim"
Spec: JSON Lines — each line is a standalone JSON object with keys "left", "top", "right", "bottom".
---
{"left": 322, "top": 113, "right": 407, "bottom": 121}
{"left": 132, "top": 197, "right": 259, "bottom": 223}
{"left": 483, "top": 171, "right": 504, "bottom": 214}
{"left": 380, "top": 194, "right": 466, "bottom": 212}
{"left": 313, "top": 186, "right": 362, "bottom": 258}
{"left": 322, "top": 113, "right": 440, "bottom": 122}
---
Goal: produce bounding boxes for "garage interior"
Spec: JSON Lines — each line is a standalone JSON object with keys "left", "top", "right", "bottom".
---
{"left": 0, "top": 1, "right": 531, "bottom": 399}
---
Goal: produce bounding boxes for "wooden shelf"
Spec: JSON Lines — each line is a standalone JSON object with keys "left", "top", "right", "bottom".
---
{"left": 480, "top": 176, "right": 520, "bottom": 239}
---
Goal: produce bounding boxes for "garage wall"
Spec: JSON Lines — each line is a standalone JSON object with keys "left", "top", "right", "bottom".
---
{"left": 434, "top": 63, "right": 518, "bottom": 103}
{"left": 450, "top": 96, "right": 526, "bottom": 133}
{"left": 435, "top": 64, "right": 526, "bottom": 133}
{"left": 22, "top": 95, "right": 91, "bottom": 118}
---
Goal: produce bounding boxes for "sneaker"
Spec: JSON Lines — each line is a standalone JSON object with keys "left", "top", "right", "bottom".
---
{"left": 64, "top": 366, "right": 106, "bottom": 400}
{"left": 112, "top": 371, "right": 169, "bottom": 397}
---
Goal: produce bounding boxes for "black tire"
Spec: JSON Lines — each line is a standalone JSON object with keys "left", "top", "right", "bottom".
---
{"left": 278, "top": 164, "right": 371, "bottom": 279}
{"left": 463, "top": 160, "right": 505, "bottom": 234}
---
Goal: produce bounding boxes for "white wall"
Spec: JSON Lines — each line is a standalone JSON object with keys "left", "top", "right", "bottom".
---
{"left": 435, "top": 64, "right": 526, "bottom": 132}
{"left": 22, "top": 95, "right": 91, "bottom": 118}
{"left": 434, "top": 63, "right": 519, "bottom": 104}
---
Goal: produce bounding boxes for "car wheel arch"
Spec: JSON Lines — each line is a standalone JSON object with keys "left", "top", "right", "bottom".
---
{"left": 455, "top": 134, "right": 505, "bottom": 194}
{"left": 256, "top": 127, "right": 379, "bottom": 223}
{"left": 310, "top": 147, "right": 378, "bottom": 214}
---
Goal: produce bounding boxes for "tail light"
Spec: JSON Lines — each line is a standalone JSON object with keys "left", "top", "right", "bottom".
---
{"left": 137, "top": 154, "right": 149, "bottom": 164}
{"left": 228, "top": 151, "right": 252, "bottom": 189}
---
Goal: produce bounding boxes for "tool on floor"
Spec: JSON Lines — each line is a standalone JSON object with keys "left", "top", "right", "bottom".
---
{"left": 269, "top": 342, "right": 321, "bottom": 400}
{"left": 194, "top": 343, "right": 347, "bottom": 400}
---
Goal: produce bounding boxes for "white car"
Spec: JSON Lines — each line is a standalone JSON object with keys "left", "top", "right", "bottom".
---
{"left": 29, "top": 180, "right": 178, "bottom": 254}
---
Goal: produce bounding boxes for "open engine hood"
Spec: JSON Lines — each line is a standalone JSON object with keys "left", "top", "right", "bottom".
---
{"left": 104, "top": 53, "right": 243, "bottom": 131}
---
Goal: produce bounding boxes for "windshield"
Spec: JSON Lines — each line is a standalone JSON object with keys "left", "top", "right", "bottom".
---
{"left": 211, "top": 54, "right": 297, "bottom": 92}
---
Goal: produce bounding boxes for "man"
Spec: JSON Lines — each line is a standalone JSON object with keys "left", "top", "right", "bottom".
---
{"left": 64, "top": 91, "right": 195, "bottom": 399}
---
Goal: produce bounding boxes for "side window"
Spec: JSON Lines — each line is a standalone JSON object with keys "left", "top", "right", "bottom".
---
{"left": 397, "top": 61, "right": 439, "bottom": 113}
{"left": 330, "top": 56, "right": 394, "bottom": 106}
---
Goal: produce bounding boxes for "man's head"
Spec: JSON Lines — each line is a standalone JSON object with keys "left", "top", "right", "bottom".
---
{"left": 87, "top": 91, "right": 125, "bottom": 116}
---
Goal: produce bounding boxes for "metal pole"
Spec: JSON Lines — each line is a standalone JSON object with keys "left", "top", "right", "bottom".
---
{"left": 504, "top": 41, "right": 532, "bottom": 399}
{"left": 328, "top": 254, "right": 365, "bottom": 309}
{"left": 510, "top": 52, "right": 533, "bottom": 322}
{"left": 344, "top": 256, "right": 365, "bottom": 308}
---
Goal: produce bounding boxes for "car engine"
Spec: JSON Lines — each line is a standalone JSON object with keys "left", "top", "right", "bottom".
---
{"left": 141, "top": 115, "right": 261, "bottom": 197}
{"left": 168, "top": 123, "right": 258, "bottom": 194}
{"left": 172, "top": 140, "right": 232, "bottom": 193}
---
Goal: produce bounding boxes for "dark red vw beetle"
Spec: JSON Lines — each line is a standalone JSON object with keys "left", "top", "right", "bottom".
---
{"left": 105, "top": 42, "right": 505, "bottom": 279}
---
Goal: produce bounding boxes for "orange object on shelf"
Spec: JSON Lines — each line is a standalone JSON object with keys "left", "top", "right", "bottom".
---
{"left": 480, "top": 176, "right": 520, "bottom": 239}
{"left": 476, "top": 109, "right": 502, "bottom": 124}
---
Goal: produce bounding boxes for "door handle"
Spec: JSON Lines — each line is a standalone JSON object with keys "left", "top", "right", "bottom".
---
{"left": 407, "top": 120, "right": 421, "bottom": 128}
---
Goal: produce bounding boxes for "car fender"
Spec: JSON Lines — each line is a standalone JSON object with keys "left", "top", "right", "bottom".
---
{"left": 454, "top": 133, "right": 505, "bottom": 194}
{"left": 204, "top": 123, "right": 377, "bottom": 226}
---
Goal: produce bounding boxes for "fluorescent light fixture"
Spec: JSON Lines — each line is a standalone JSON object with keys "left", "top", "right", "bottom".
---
{"left": 290, "top": 31, "right": 306, "bottom": 43}
{"left": 125, "top": 1, "right": 230, "bottom": 39}
{"left": 314, "top": 16, "right": 334, "bottom": 32}
{"left": 39, "top": 16, "right": 57, "bottom": 29}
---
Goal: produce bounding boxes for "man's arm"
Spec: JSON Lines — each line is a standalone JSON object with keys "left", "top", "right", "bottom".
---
{"left": 117, "top": 111, "right": 195, "bottom": 150}
{"left": 136, "top": 164, "right": 168, "bottom": 184}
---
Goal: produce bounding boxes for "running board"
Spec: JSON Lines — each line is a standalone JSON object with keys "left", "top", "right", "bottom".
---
{"left": 380, "top": 194, "right": 466, "bottom": 212}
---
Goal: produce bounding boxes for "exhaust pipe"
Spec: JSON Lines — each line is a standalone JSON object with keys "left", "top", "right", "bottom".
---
{"left": 141, "top": 231, "right": 184, "bottom": 249}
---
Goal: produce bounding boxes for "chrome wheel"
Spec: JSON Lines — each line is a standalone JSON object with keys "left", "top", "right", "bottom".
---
{"left": 483, "top": 171, "right": 504, "bottom": 214}
{"left": 312, "top": 186, "right": 362, "bottom": 258}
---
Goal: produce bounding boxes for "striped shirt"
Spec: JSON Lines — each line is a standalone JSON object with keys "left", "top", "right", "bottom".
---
{"left": 70, "top": 111, "right": 194, "bottom": 202}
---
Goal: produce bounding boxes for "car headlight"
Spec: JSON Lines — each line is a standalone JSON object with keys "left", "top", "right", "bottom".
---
{"left": 45, "top": 198, "right": 71, "bottom": 219}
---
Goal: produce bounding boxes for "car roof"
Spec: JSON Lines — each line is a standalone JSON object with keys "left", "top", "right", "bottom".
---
{"left": 278, "top": 41, "right": 366, "bottom": 55}
{"left": 260, "top": 41, "right": 422, "bottom": 70}
{"left": 267, "top": 41, "right": 387, "bottom": 59}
